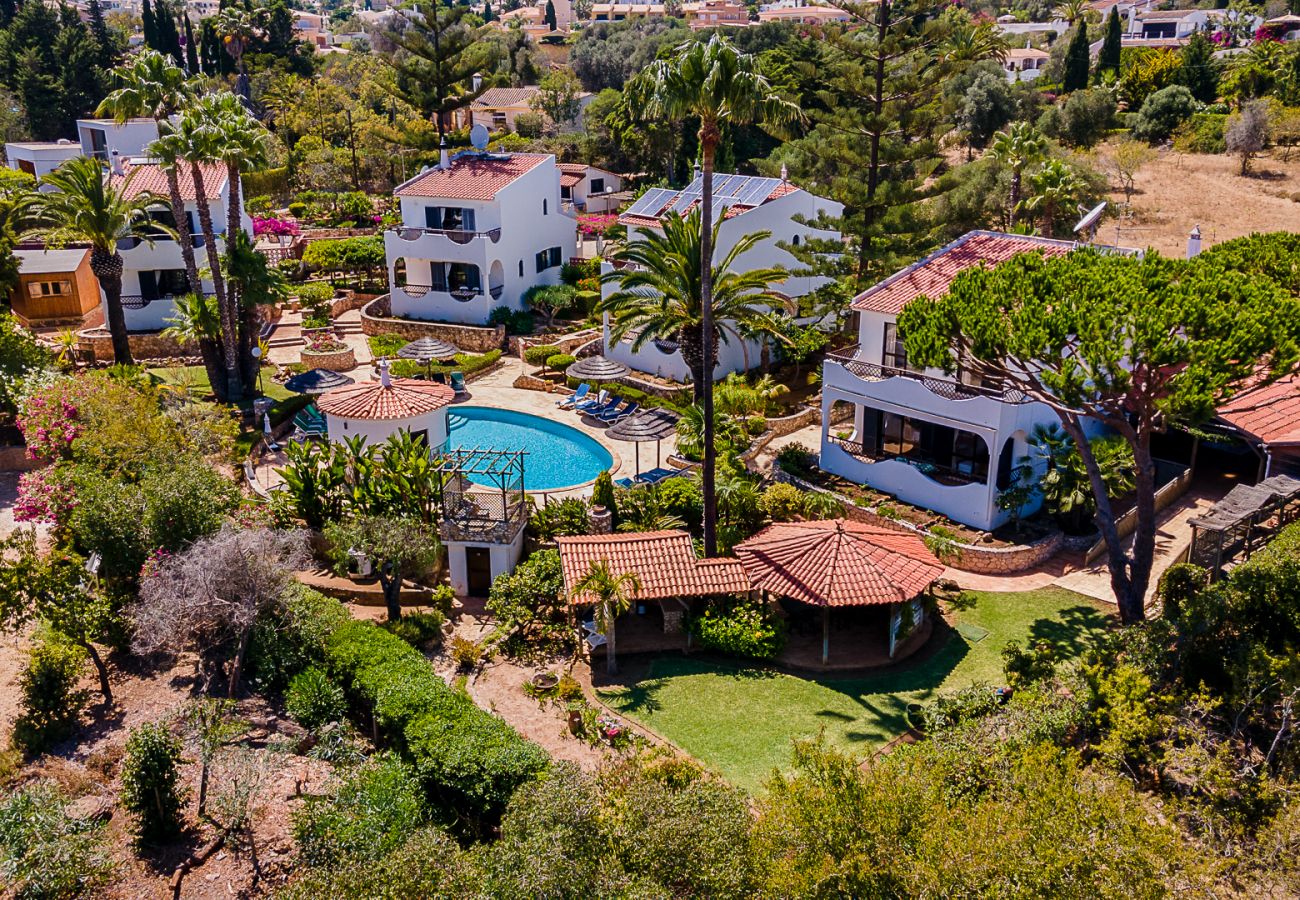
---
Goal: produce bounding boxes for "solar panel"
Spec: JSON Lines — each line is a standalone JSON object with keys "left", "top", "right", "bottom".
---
{"left": 736, "top": 176, "right": 781, "bottom": 207}
{"left": 624, "top": 187, "right": 677, "bottom": 219}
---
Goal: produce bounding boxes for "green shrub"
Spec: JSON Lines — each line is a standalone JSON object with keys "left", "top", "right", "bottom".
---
{"left": 450, "top": 636, "right": 485, "bottom": 672}
{"left": 656, "top": 477, "right": 703, "bottom": 527}
{"left": 245, "top": 194, "right": 273, "bottom": 216}
{"left": 1002, "top": 639, "right": 1058, "bottom": 689}
{"left": 247, "top": 587, "right": 351, "bottom": 695}
{"left": 301, "top": 236, "right": 385, "bottom": 278}
{"left": 323, "top": 620, "right": 548, "bottom": 819}
{"left": 546, "top": 353, "right": 576, "bottom": 372}
{"left": 120, "top": 722, "right": 186, "bottom": 843}
{"left": 775, "top": 442, "right": 817, "bottom": 478}
{"left": 514, "top": 111, "right": 544, "bottom": 138}
{"left": 922, "top": 682, "right": 1000, "bottom": 732}
{"left": 560, "top": 259, "right": 599, "bottom": 285}
{"left": 1172, "top": 112, "right": 1227, "bottom": 154}
{"left": 488, "top": 549, "right": 565, "bottom": 626}
{"left": 288, "top": 201, "right": 308, "bottom": 218}
{"left": 367, "top": 332, "right": 407, "bottom": 358}
{"left": 0, "top": 781, "right": 115, "bottom": 899}
{"left": 746, "top": 415, "right": 767, "bottom": 436}
{"left": 286, "top": 667, "right": 348, "bottom": 729}
{"left": 691, "top": 599, "right": 786, "bottom": 660}
{"left": 294, "top": 754, "right": 426, "bottom": 867}
{"left": 296, "top": 281, "right": 335, "bottom": 305}
{"left": 382, "top": 610, "right": 446, "bottom": 648}
{"left": 1132, "top": 85, "right": 1197, "bottom": 143}
{"left": 428, "top": 585, "right": 455, "bottom": 618}
{"left": 488, "top": 307, "right": 534, "bottom": 335}
{"left": 524, "top": 344, "right": 561, "bottom": 367}
{"left": 759, "top": 482, "right": 805, "bottom": 522}
{"left": 12, "top": 638, "right": 87, "bottom": 756}
{"left": 528, "top": 497, "right": 590, "bottom": 541}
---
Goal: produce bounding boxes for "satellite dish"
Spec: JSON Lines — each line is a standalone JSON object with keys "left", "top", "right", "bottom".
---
{"left": 1073, "top": 201, "right": 1107, "bottom": 239}
{"left": 470, "top": 123, "right": 490, "bottom": 151}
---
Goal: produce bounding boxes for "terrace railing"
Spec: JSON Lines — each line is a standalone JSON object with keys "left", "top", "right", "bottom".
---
{"left": 828, "top": 435, "right": 986, "bottom": 487}
{"left": 826, "top": 346, "right": 1028, "bottom": 404}
{"left": 397, "top": 284, "right": 483, "bottom": 302}
{"left": 389, "top": 226, "right": 503, "bottom": 245}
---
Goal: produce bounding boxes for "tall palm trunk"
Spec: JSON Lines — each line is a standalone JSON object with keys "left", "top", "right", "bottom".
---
{"left": 90, "top": 246, "right": 133, "bottom": 364}
{"left": 678, "top": 327, "right": 708, "bottom": 403}
{"left": 1008, "top": 167, "right": 1022, "bottom": 227}
{"left": 700, "top": 124, "right": 719, "bottom": 558}
{"left": 190, "top": 161, "right": 240, "bottom": 400}
{"left": 165, "top": 165, "right": 201, "bottom": 293}
{"left": 226, "top": 161, "right": 257, "bottom": 389}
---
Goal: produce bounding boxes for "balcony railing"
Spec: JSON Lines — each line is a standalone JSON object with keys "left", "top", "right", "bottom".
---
{"left": 489, "top": 284, "right": 504, "bottom": 300}
{"left": 120, "top": 291, "right": 216, "bottom": 310}
{"left": 389, "top": 226, "right": 503, "bottom": 245}
{"left": 828, "top": 435, "right": 986, "bottom": 487}
{"left": 826, "top": 346, "right": 1027, "bottom": 404}
{"left": 119, "top": 233, "right": 216, "bottom": 250}
{"left": 397, "top": 283, "right": 483, "bottom": 302}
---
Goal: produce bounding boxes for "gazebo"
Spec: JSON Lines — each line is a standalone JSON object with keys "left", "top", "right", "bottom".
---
{"left": 734, "top": 519, "right": 944, "bottom": 665}
{"left": 283, "top": 368, "right": 355, "bottom": 395}
{"left": 605, "top": 408, "right": 679, "bottom": 476}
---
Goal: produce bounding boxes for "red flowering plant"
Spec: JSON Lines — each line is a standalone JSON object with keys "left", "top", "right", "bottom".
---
{"left": 17, "top": 378, "right": 91, "bottom": 462}
{"left": 252, "top": 216, "right": 301, "bottom": 238}
{"left": 578, "top": 213, "right": 618, "bottom": 237}
{"left": 13, "top": 466, "right": 75, "bottom": 527}
{"left": 140, "top": 547, "right": 173, "bottom": 580}
{"left": 304, "top": 332, "right": 348, "bottom": 353}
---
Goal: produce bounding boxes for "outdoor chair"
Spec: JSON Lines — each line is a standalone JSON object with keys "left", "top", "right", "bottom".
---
{"left": 615, "top": 476, "right": 637, "bottom": 488}
{"left": 291, "top": 408, "right": 326, "bottom": 441}
{"left": 582, "top": 619, "right": 608, "bottom": 650}
{"left": 450, "top": 371, "right": 467, "bottom": 397}
{"left": 599, "top": 400, "right": 638, "bottom": 424}
{"left": 584, "top": 394, "right": 621, "bottom": 418}
{"left": 575, "top": 388, "right": 610, "bottom": 413}
{"left": 432, "top": 372, "right": 448, "bottom": 384}
{"left": 636, "top": 467, "right": 677, "bottom": 485}
{"left": 557, "top": 383, "right": 590, "bottom": 409}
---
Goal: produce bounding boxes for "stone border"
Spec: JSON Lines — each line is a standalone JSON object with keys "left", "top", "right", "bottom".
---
{"left": 773, "top": 465, "right": 1064, "bottom": 575}
{"left": 360, "top": 295, "right": 505, "bottom": 354}
{"left": 301, "top": 346, "right": 356, "bottom": 372}
{"left": 76, "top": 328, "right": 198, "bottom": 363}
{"left": 515, "top": 328, "right": 601, "bottom": 361}
{"left": 767, "top": 405, "right": 819, "bottom": 437}
{"left": 0, "top": 446, "right": 42, "bottom": 472}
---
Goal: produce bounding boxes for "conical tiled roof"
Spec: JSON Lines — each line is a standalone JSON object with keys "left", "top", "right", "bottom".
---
{"left": 316, "top": 378, "right": 455, "bottom": 421}
{"left": 734, "top": 519, "right": 942, "bottom": 607}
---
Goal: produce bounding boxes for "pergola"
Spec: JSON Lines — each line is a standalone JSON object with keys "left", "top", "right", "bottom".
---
{"left": 734, "top": 519, "right": 944, "bottom": 664}
{"left": 1188, "top": 474, "right": 1300, "bottom": 579}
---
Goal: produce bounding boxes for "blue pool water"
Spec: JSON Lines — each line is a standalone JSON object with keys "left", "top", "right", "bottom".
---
{"left": 447, "top": 406, "right": 614, "bottom": 491}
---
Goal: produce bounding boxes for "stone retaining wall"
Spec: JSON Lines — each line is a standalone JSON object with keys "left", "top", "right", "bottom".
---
{"left": 774, "top": 465, "right": 1064, "bottom": 574}
{"left": 329, "top": 289, "right": 374, "bottom": 318}
{"left": 360, "top": 295, "right": 505, "bottom": 353}
{"left": 768, "top": 405, "right": 819, "bottom": 437}
{"left": 77, "top": 328, "right": 198, "bottom": 363}
{"left": 513, "top": 373, "right": 556, "bottom": 392}
{"left": 0, "top": 446, "right": 42, "bottom": 472}
{"left": 516, "top": 328, "right": 601, "bottom": 361}
{"left": 301, "top": 346, "right": 356, "bottom": 372}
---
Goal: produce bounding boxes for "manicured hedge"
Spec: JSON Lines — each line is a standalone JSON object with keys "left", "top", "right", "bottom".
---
{"left": 324, "top": 620, "right": 548, "bottom": 818}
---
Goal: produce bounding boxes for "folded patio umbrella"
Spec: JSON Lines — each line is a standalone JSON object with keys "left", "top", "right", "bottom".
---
{"left": 283, "top": 368, "right": 356, "bottom": 395}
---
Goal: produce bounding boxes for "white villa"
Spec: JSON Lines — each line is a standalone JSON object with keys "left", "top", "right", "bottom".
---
{"left": 559, "top": 163, "right": 623, "bottom": 214}
{"left": 4, "top": 140, "right": 81, "bottom": 188}
{"left": 385, "top": 149, "right": 576, "bottom": 325}
{"left": 818, "top": 230, "right": 1134, "bottom": 532}
{"left": 77, "top": 117, "right": 162, "bottom": 163}
{"left": 603, "top": 171, "right": 842, "bottom": 383}
{"left": 1003, "top": 47, "right": 1049, "bottom": 82}
{"left": 109, "top": 159, "right": 252, "bottom": 332}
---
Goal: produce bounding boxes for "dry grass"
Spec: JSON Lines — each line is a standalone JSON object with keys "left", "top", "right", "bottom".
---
{"left": 1097, "top": 142, "right": 1300, "bottom": 256}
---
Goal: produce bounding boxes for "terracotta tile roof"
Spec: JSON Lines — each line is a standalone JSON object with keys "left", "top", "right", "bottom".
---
{"left": 471, "top": 86, "right": 541, "bottom": 109}
{"left": 316, "top": 378, "right": 455, "bottom": 421}
{"left": 1005, "top": 47, "right": 1050, "bottom": 58}
{"left": 1218, "top": 374, "right": 1300, "bottom": 446}
{"left": 394, "top": 153, "right": 551, "bottom": 201}
{"left": 850, "top": 230, "right": 1085, "bottom": 315}
{"left": 560, "top": 171, "right": 583, "bottom": 188}
{"left": 734, "top": 519, "right": 943, "bottom": 607}
{"left": 111, "top": 160, "right": 226, "bottom": 202}
{"left": 557, "top": 530, "right": 749, "bottom": 604}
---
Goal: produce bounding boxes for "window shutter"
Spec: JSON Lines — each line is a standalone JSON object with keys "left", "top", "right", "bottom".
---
{"left": 139, "top": 271, "right": 158, "bottom": 301}
{"left": 425, "top": 206, "right": 440, "bottom": 229}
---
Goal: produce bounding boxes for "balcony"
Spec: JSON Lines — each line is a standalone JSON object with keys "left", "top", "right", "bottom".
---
{"left": 827, "top": 435, "right": 985, "bottom": 487}
{"left": 388, "top": 226, "right": 502, "bottom": 245}
{"left": 120, "top": 291, "right": 216, "bottom": 310}
{"left": 826, "top": 346, "right": 1027, "bottom": 404}
{"left": 398, "top": 283, "right": 483, "bottom": 302}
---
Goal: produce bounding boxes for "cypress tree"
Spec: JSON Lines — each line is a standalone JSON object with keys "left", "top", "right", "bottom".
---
{"left": 0, "top": 0, "right": 16, "bottom": 28}
{"left": 1097, "top": 8, "right": 1121, "bottom": 78}
{"left": 141, "top": 0, "right": 158, "bottom": 50}
{"left": 483, "top": 0, "right": 492, "bottom": 22}
{"left": 155, "top": 1, "right": 183, "bottom": 66}
{"left": 1062, "top": 23, "right": 1090, "bottom": 92}
{"left": 86, "top": 0, "right": 117, "bottom": 69}
{"left": 184, "top": 13, "right": 200, "bottom": 74}
{"left": 1177, "top": 32, "right": 1219, "bottom": 104}
{"left": 544, "top": 0, "right": 556, "bottom": 30}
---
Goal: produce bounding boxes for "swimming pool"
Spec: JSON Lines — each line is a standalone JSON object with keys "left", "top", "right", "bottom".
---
{"left": 446, "top": 406, "right": 614, "bottom": 491}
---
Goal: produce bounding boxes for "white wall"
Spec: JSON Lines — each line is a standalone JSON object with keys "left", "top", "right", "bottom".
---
{"left": 444, "top": 528, "right": 526, "bottom": 596}
{"left": 4, "top": 143, "right": 81, "bottom": 188}
{"left": 76, "top": 119, "right": 160, "bottom": 161}
{"left": 325, "top": 408, "right": 450, "bottom": 449}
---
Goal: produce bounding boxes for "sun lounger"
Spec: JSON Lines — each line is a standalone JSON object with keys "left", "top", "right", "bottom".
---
{"left": 599, "top": 400, "right": 638, "bottom": 423}
{"left": 584, "top": 394, "right": 621, "bottom": 418}
{"left": 637, "top": 467, "right": 678, "bottom": 484}
{"left": 450, "top": 371, "right": 467, "bottom": 397}
{"left": 557, "top": 383, "right": 590, "bottom": 409}
{"left": 575, "top": 389, "right": 610, "bottom": 413}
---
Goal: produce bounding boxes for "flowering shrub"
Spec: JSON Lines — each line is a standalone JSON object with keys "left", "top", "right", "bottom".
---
{"left": 252, "top": 216, "right": 301, "bottom": 238}
{"left": 139, "top": 547, "right": 173, "bottom": 580}
{"left": 13, "top": 466, "right": 75, "bottom": 526}
{"left": 691, "top": 599, "right": 786, "bottom": 661}
{"left": 304, "top": 333, "right": 348, "bottom": 353}
{"left": 17, "top": 379, "right": 90, "bottom": 461}
{"left": 578, "top": 213, "right": 618, "bottom": 237}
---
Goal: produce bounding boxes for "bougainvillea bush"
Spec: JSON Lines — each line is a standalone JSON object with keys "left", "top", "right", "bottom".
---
{"left": 577, "top": 213, "right": 618, "bottom": 237}
{"left": 253, "top": 216, "right": 301, "bottom": 238}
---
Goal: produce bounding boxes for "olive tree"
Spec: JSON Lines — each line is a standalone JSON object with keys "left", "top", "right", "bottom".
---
{"left": 325, "top": 515, "right": 440, "bottom": 621}
{"left": 130, "top": 526, "right": 310, "bottom": 696}
{"left": 897, "top": 244, "right": 1300, "bottom": 623}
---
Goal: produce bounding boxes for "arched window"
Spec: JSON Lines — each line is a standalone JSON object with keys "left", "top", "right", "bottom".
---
{"left": 996, "top": 437, "right": 1016, "bottom": 490}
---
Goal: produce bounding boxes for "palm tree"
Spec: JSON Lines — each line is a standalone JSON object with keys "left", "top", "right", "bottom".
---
{"left": 163, "top": 292, "right": 225, "bottom": 392}
{"left": 1019, "top": 158, "right": 1087, "bottom": 237}
{"left": 35, "top": 158, "right": 170, "bottom": 365}
{"left": 627, "top": 34, "right": 800, "bottom": 559}
{"left": 168, "top": 101, "right": 239, "bottom": 399}
{"left": 602, "top": 211, "right": 791, "bottom": 402}
{"left": 1055, "top": 0, "right": 1087, "bottom": 25}
{"left": 98, "top": 50, "right": 200, "bottom": 294}
{"left": 940, "top": 20, "right": 1009, "bottom": 65}
{"left": 214, "top": 8, "right": 260, "bottom": 103}
{"left": 987, "top": 122, "right": 1048, "bottom": 227}
{"left": 572, "top": 560, "right": 642, "bottom": 676}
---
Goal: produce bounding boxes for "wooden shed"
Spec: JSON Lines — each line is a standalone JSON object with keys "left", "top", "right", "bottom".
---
{"left": 9, "top": 248, "right": 102, "bottom": 328}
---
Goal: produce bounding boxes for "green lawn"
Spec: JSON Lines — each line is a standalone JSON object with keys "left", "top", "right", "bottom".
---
{"left": 600, "top": 588, "right": 1111, "bottom": 793}
{"left": 147, "top": 365, "right": 311, "bottom": 457}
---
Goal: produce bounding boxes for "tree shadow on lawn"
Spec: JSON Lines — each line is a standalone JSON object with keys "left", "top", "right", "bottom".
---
{"left": 1028, "top": 604, "right": 1114, "bottom": 657}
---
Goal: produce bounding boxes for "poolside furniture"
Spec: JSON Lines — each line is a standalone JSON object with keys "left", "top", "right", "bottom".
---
{"left": 557, "top": 383, "right": 591, "bottom": 409}
{"left": 575, "top": 388, "right": 610, "bottom": 413}
{"left": 599, "top": 400, "right": 639, "bottom": 424}
{"left": 450, "top": 371, "right": 467, "bottom": 397}
{"left": 584, "top": 394, "right": 622, "bottom": 418}
{"left": 582, "top": 619, "right": 608, "bottom": 650}
{"left": 615, "top": 476, "right": 637, "bottom": 488}
{"left": 291, "top": 405, "right": 327, "bottom": 441}
{"left": 637, "top": 467, "right": 678, "bottom": 485}
{"left": 432, "top": 372, "right": 448, "bottom": 385}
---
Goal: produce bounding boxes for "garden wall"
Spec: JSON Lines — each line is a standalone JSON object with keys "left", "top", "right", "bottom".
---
{"left": 300, "top": 347, "right": 356, "bottom": 372}
{"left": 0, "top": 446, "right": 41, "bottom": 472}
{"left": 774, "top": 465, "right": 1064, "bottom": 574}
{"left": 514, "top": 328, "right": 601, "bottom": 360}
{"left": 76, "top": 328, "right": 199, "bottom": 363}
{"left": 328, "top": 289, "right": 376, "bottom": 318}
{"left": 768, "top": 405, "right": 819, "bottom": 437}
{"left": 360, "top": 295, "right": 505, "bottom": 353}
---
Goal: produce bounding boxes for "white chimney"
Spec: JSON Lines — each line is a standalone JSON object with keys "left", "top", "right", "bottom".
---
{"left": 1186, "top": 225, "right": 1202, "bottom": 259}
{"left": 779, "top": 162, "right": 788, "bottom": 184}
{"left": 379, "top": 358, "right": 392, "bottom": 387}
{"left": 439, "top": 138, "right": 450, "bottom": 170}
{"left": 109, "top": 150, "right": 124, "bottom": 176}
